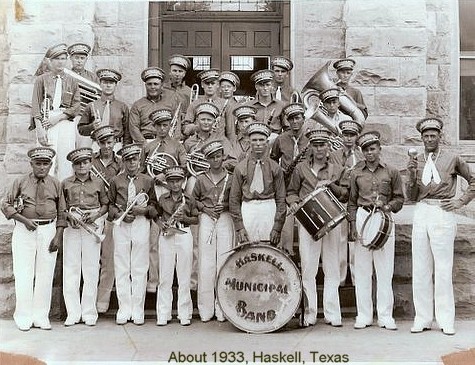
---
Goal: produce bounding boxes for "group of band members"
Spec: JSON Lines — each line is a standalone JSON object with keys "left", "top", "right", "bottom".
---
{"left": 2, "top": 42, "right": 474, "bottom": 336}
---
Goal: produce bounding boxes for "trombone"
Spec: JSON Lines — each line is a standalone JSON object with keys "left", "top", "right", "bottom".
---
{"left": 113, "top": 192, "right": 149, "bottom": 226}
{"left": 91, "top": 165, "right": 110, "bottom": 190}
{"left": 66, "top": 207, "right": 105, "bottom": 243}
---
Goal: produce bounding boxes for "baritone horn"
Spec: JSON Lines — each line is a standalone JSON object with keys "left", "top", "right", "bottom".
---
{"left": 145, "top": 152, "right": 178, "bottom": 179}
{"left": 113, "top": 192, "right": 149, "bottom": 226}
{"left": 67, "top": 207, "right": 105, "bottom": 243}
{"left": 186, "top": 151, "right": 210, "bottom": 177}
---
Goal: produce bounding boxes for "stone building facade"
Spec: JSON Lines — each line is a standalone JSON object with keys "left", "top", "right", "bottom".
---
{"left": 0, "top": 0, "right": 473, "bottom": 318}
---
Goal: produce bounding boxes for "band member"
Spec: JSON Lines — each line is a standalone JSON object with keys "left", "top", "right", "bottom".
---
{"left": 271, "top": 55, "right": 295, "bottom": 103}
{"left": 407, "top": 117, "right": 475, "bottom": 335}
{"left": 244, "top": 69, "right": 285, "bottom": 144}
{"left": 319, "top": 88, "right": 350, "bottom": 132}
{"left": 271, "top": 103, "right": 309, "bottom": 256}
{"left": 329, "top": 119, "right": 365, "bottom": 286}
{"left": 219, "top": 71, "right": 241, "bottom": 140}
{"left": 1, "top": 148, "right": 65, "bottom": 331}
{"left": 108, "top": 144, "right": 158, "bottom": 325}
{"left": 129, "top": 67, "right": 179, "bottom": 144}
{"left": 155, "top": 166, "right": 198, "bottom": 326}
{"left": 347, "top": 131, "right": 404, "bottom": 331}
{"left": 231, "top": 105, "right": 256, "bottom": 161}
{"left": 229, "top": 123, "right": 286, "bottom": 246}
{"left": 67, "top": 43, "right": 99, "bottom": 83}
{"left": 30, "top": 43, "right": 81, "bottom": 181}
{"left": 78, "top": 68, "right": 130, "bottom": 149}
{"left": 192, "top": 141, "right": 234, "bottom": 322}
{"left": 287, "top": 128, "right": 349, "bottom": 327}
{"left": 182, "top": 69, "right": 226, "bottom": 138}
{"left": 90, "top": 126, "right": 122, "bottom": 314}
{"left": 143, "top": 108, "right": 187, "bottom": 293}
{"left": 333, "top": 58, "right": 368, "bottom": 119}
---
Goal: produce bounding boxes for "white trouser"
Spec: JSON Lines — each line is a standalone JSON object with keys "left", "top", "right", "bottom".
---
{"left": 157, "top": 227, "right": 193, "bottom": 322}
{"left": 113, "top": 215, "right": 150, "bottom": 322}
{"left": 11, "top": 221, "right": 57, "bottom": 329}
{"left": 299, "top": 222, "right": 341, "bottom": 325}
{"left": 96, "top": 220, "right": 114, "bottom": 312}
{"left": 337, "top": 217, "right": 355, "bottom": 285}
{"left": 198, "top": 213, "right": 234, "bottom": 321}
{"left": 47, "top": 119, "right": 76, "bottom": 181}
{"left": 412, "top": 202, "right": 456, "bottom": 329}
{"left": 278, "top": 209, "right": 295, "bottom": 255}
{"left": 241, "top": 199, "right": 276, "bottom": 242}
{"left": 63, "top": 216, "right": 104, "bottom": 323}
{"left": 354, "top": 208, "right": 395, "bottom": 325}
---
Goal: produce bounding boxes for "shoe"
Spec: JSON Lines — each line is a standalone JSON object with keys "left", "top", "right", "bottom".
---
{"left": 97, "top": 305, "right": 109, "bottom": 314}
{"left": 156, "top": 318, "right": 168, "bottom": 326}
{"left": 442, "top": 327, "right": 455, "bottom": 336}
{"left": 378, "top": 320, "right": 397, "bottom": 331}
{"left": 354, "top": 321, "right": 372, "bottom": 329}
{"left": 116, "top": 317, "right": 128, "bottom": 325}
{"left": 17, "top": 324, "right": 31, "bottom": 332}
{"left": 133, "top": 318, "right": 145, "bottom": 326}
{"left": 410, "top": 324, "right": 431, "bottom": 333}
{"left": 201, "top": 318, "right": 212, "bottom": 323}
{"left": 216, "top": 317, "right": 226, "bottom": 323}
{"left": 84, "top": 319, "right": 96, "bottom": 327}
{"left": 64, "top": 318, "right": 79, "bottom": 327}
{"left": 301, "top": 320, "right": 315, "bottom": 328}
{"left": 180, "top": 319, "right": 191, "bottom": 326}
{"left": 34, "top": 321, "right": 52, "bottom": 330}
{"left": 324, "top": 319, "right": 342, "bottom": 327}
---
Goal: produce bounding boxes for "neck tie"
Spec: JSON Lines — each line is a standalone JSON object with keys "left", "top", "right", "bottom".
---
{"left": 345, "top": 149, "right": 356, "bottom": 169}
{"left": 275, "top": 86, "right": 282, "bottom": 101}
{"left": 52, "top": 75, "right": 62, "bottom": 110}
{"left": 292, "top": 136, "right": 299, "bottom": 159}
{"left": 35, "top": 179, "right": 46, "bottom": 215}
{"left": 421, "top": 152, "right": 441, "bottom": 186}
{"left": 102, "top": 100, "right": 111, "bottom": 126}
{"left": 127, "top": 176, "right": 137, "bottom": 205}
{"left": 249, "top": 160, "right": 264, "bottom": 194}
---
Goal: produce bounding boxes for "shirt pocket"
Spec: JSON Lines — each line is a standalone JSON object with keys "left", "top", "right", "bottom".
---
{"left": 62, "top": 91, "right": 74, "bottom": 106}
{"left": 379, "top": 179, "right": 391, "bottom": 196}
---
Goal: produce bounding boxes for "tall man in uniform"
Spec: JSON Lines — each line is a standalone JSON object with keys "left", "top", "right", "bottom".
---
{"left": 229, "top": 123, "right": 286, "bottom": 246}
{"left": 30, "top": 43, "right": 81, "bottom": 181}
{"left": 287, "top": 128, "right": 349, "bottom": 327}
{"left": 67, "top": 43, "right": 99, "bottom": 83}
{"left": 348, "top": 131, "right": 404, "bottom": 331}
{"left": 231, "top": 105, "right": 257, "bottom": 161}
{"left": 1, "top": 148, "right": 65, "bottom": 331}
{"left": 218, "top": 71, "right": 241, "bottom": 140}
{"left": 407, "top": 117, "right": 475, "bottom": 335}
{"left": 129, "top": 67, "right": 179, "bottom": 144}
{"left": 271, "top": 55, "right": 295, "bottom": 103}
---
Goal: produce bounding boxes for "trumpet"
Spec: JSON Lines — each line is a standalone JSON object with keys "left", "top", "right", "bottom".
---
{"left": 190, "top": 84, "right": 200, "bottom": 104}
{"left": 91, "top": 165, "right": 110, "bottom": 190}
{"left": 169, "top": 101, "right": 182, "bottom": 138}
{"left": 186, "top": 151, "right": 210, "bottom": 176}
{"left": 113, "top": 192, "right": 149, "bottom": 226}
{"left": 66, "top": 207, "right": 105, "bottom": 243}
{"left": 162, "top": 196, "right": 187, "bottom": 236}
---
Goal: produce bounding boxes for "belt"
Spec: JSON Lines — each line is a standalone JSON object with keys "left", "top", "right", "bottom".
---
{"left": 420, "top": 199, "right": 443, "bottom": 205}
{"left": 32, "top": 218, "right": 55, "bottom": 225}
{"left": 143, "top": 134, "right": 155, "bottom": 139}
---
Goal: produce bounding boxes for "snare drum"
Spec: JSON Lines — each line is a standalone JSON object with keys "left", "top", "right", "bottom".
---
{"left": 294, "top": 187, "right": 347, "bottom": 241}
{"left": 359, "top": 209, "right": 393, "bottom": 250}
{"left": 216, "top": 243, "right": 302, "bottom": 333}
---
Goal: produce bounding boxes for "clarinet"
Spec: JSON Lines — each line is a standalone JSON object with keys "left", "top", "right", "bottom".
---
{"left": 283, "top": 142, "right": 310, "bottom": 180}
{"left": 205, "top": 172, "right": 229, "bottom": 245}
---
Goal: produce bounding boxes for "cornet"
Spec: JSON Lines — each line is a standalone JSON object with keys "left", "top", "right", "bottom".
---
{"left": 162, "top": 197, "right": 187, "bottom": 236}
{"left": 113, "top": 192, "right": 149, "bottom": 226}
{"left": 190, "top": 84, "right": 200, "bottom": 104}
{"left": 36, "top": 96, "right": 51, "bottom": 146}
{"left": 66, "top": 207, "right": 105, "bottom": 243}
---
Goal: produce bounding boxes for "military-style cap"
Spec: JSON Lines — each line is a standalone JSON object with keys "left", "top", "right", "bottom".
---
{"left": 246, "top": 123, "right": 271, "bottom": 138}
{"left": 46, "top": 43, "right": 68, "bottom": 59}
{"left": 168, "top": 54, "right": 191, "bottom": 70}
{"left": 27, "top": 147, "right": 56, "bottom": 162}
{"left": 250, "top": 69, "right": 274, "bottom": 84}
{"left": 198, "top": 69, "right": 220, "bottom": 82}
{"left": 333, "top": 58, "right": 356, "bottom": 71}
{"left": 233, "top": 105, "right": 257, "bottom": 120}
{"left": 271, "top": 56, "right": 294, "bottom": 71}
{"left": 91, "top": 125, "right": 115, "bottom": 141}
{"left": 416, "top": 117, "right": 444, "bottom": 133}
{"left": 282, "top": 103, "right": 305, "bottom": 118}
{"left": 67, "top": 43, "right": 91, "bottom": 56}
{"left": 164, "top": 166, "right": 186, "bottom": 180}
{"left": 67, "top": 147, "right": 93, "bottom": 164}
{"left": 195, "top": 102, "right": 219, "bottom": 118}
{"left": 339, "top": 119, "right": 363, "bottom": 135}
{"left": 201, "top": 140, "right": 224, "bottom": 158}
{"left": 96, "top": 68, "right": 122, "bottom": 83}
{"left": 141, "top": 67, "right": 165, "bottom": 82}
{"left": 357, "top": 131, "right": 381, "bottom": 149}
{"left": 320, "top": 88, "right": 340, "bottom": 102}
{"left": 149, "top": 108, "right": 173, "bottom": 124}
{"left": 306, "top": 128, "right": 332, "bottom": 143}
{"left": 117, "top": 143, "right": 142, "bottom": 160}
{"left": 219, "top": 71, "right": 240, "bottom": 87}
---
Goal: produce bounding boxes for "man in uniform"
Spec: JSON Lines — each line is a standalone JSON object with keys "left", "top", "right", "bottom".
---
{"left": 271, "top": 55, "right": 296, "bottom": 103}
{"left": 318, "top": 88, "right": 350, "bottom": 134}
{"left": 229, "top": 123, "right": 286, "bottom": 246}
{"left": 219, "top": 71, "right": 241, "bottom": 140}
{"left": 407, "top": 117, "right": 475, "bottom": 335}
{"left": 67, "top": 43, "right": 99, "bottom": 83}
{"left": 348, "top": 131, "right": 404, "bottom": 331}
{"left": 129, "top": 67, "right": 179, "bottom": 144}
{"left": 231, "top": 105, "right": 256, "bottom": 161}
{"left": 1, "top": 148, "right": 65, "bottom": 331}
{"left": 30, "top": 43, "right": 81, "bottom": 181}
{"left": 78, "top": 68, "right": 130, "bottom": 150}
{"left": 287, "top": 128, "right": 348, "bottom": 328}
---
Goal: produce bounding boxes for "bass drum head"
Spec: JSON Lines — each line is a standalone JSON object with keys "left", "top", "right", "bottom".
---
{"left": 360, "top": 210, "right": 392, "bottom": 250}
{"left": 216, "top": 243, "right": 302, "bottom": 334}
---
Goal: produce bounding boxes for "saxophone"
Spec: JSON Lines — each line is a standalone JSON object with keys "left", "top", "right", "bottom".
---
{"left": 162, "top": 196, "right": 187, "bottom": 236}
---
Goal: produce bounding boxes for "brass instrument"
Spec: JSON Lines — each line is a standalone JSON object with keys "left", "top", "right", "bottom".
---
{"left": 190, "top": 83, "right": 200, "bottom": 104}
{"left": 67, "top": 207, "right": 105, "bottom": 243}
{"left": 36, "top": 96, "right": 51, "bottom": 146}
{"left": 211, "top": 98, "right": 229, "bottom": 133}
{"left": 162, "top": 196, "right": 187, "bottom": 236}
{"left": 13, "top": 195, "right": 25, "bottom": 213}
{"left": 113, "top": 192, "right": 149, "bottom": 226}
{"left": 145, "top": 152, "right": 178, "bottom": 179}
{"left": 169, "top": 101, "right": 182, "bottom": 138}
{"left": 291, "top": 90, "right": 302, "bottom": 104}
{"left": 186, "top": 151, "right": 210, "bottom": 177}
{"left": 93, "top": 107, "right": 102, "bottom": 130}
{"left": 205, "top": 172, "right": 229, "bottom": 245}
{"left": 63, "top": 68, "right": 102, "bottom": 111}
{"left": 91, "top": 165, "right": 110, "bottom": 190}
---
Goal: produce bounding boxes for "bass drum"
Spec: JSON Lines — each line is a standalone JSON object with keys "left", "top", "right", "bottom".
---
{"left": 360, "top": 210, "right": 393, "bottom": 250}
{"left": 216, "top": 243, "right": 302, "bottom": 334}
